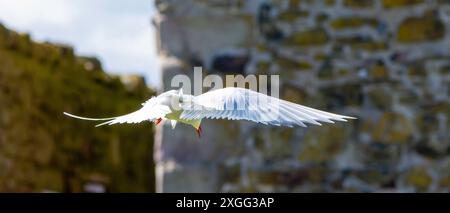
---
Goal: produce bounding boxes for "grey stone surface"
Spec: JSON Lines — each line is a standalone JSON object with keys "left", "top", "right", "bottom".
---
{"left": 153, "top": 0, "right": 450, "bottom": 192}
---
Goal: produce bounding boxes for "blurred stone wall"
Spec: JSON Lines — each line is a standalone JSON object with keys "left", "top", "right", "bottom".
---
{"left": 153, "top": 0, "right": 450, "bottom": 192}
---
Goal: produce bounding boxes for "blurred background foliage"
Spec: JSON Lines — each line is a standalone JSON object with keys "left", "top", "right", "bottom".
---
{"left": 0, "top": 23, "right": 155, "bottom": 192}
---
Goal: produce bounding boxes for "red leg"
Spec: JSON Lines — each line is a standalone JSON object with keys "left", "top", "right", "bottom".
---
{"left": 156, "top": 118, "right": 162, "bottom": 125}
{"left": 196, "top": 125, "right": 202, "bottom": 138}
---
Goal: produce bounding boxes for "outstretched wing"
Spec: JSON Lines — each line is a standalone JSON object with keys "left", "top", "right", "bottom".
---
{"left": 64, "top": 97, "right": 171, "bottom": 127}
{"left": 180, "top": 87, "right": 355, "bottom": 127}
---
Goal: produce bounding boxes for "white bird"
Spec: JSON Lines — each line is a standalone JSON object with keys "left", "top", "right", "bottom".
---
{"left": 64, "top": 87, "right": 356, "bottom": 137}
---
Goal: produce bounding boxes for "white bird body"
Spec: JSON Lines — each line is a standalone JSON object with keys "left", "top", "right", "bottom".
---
{"left": 64, "top": 87, "right": 355, "bottom": 137}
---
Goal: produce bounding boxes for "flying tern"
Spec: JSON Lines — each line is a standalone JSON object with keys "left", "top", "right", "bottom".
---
{"left": 64, "top": 87, "right": 356, "bottom": 137}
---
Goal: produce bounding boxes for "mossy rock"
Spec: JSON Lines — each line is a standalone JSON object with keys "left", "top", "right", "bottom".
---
{"left": 317, "top": 58, "right": 334, "bottom": 79}
{"left": 255, "top": 61, "right": 271, "bottom": 75}
{"left": 277, "top": 9, "right": 309, "bottom": 22}
{"left": 330, "top": 17, "right": 378, "bottom": 30}
{"left": 288, "top": 0, "right": 301, "bottom": 7}
{"left": 397, "top": 12, "right": 445, "bottom": 43}
{"left": 439, "top": 175, "right": 450, "bottom": 190}
{"left": 314, "top": 52, "right": 328, "bottom": 61}
{"left": 248, "top": 170, "right": 279, "bottom": 185}
{"left": 405, "top": 167, "right": 432, "bottom": 192}
{"left": 440, "top": 65, "right": 450, "bottom": 75}
{"left": 438, "top": 0, "right": 450, "bottom": 4}
{"left": 416, "top": 112, "right": 440, "bottom": 134}
{"left": 281, "top": 85, "right": 311, "bottom": 105}
{"left": 421, "top": 101, "right": 450, "bottom": 117}
{"left": 298, "top": 125, "right": 348, "bottom": 163}
{"left": 343, "top": 0, "right": 374, "bottom": 8}
{"left": 371, "top": 112, "right": 413, "bottom": 144}
{"left": 367, "top": 86, "right": 393, "bottom": 110}
{"left": 285, "top": 28, "right": 329, "bottom": 47}
{"left": 77, "top": 56, "right": 103, "bottom": 71}
{"left": 325, "top": 0, "right": 336, "bottom": 6}
{"left": 408, "top": 63, "right": 427, "bottom": 76}
{"left": 315, "top": 13, "right": 330, "bottom": 24}
{"left": 370, "top": 63, "right": 390, "bottom": 80}
{"left": 320, "top": 83, "right": 364, "bottom": 107}
{"left": 337, "top": 36, "right": 388, "bottom": 52}
{"left": 218, "top": 163, "right": 241, "bottom": 184}
{"left": 383, "top": 0, "right": 424, "bottom": 8}
{"left": 276, "top": 56, "right": 312, "bottom": 71}
{"left": 255, "top": 128, "right": 295, "bottom": 160}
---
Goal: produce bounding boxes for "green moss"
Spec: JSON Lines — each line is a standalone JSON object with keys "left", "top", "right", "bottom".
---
{"left": 370, "top": 63, "right": 390, "bottom": 79}
{"left": 219, "top": 164, "right": 241, "bottom": 184}
{"left": 343, "top": 0, "right": 374, "bottom": 8}
{"left": 255, "top": 61, "right": 271, "bottom": 75}
{"left": 383, "top": 0, "right": 424, "bottom": 8}
{"left": 315, "top": 13, "right": 329, "bottom": 24}
{"left": 317, "top": 61, "right": 334, "bottom": 79}
{"left": 277, "top": 57, "right": 312, "bottom": 71}
{"left": 313, "top": 52, "right": 327, "bottom": 61}
{"left": 405, "top": 167, "right": 432, "bottom": 191}
{"left": 288, "top": 0, "right": 301, "bottom": 7}
{"left": 285, "top": 28, "right": 329, "bottom": 47}
{"left": 337, "top": 69, "right": 350, "bottom": 76}
{"left": 325, "top": 0, "right": 336, "bottom": 6}
{"left": 320, "top": 83, "right": 363, "bottom": 106}
{"left": 367, "top": 87, "right": 393, "bottom": 110}
{"left": 408, "top": 63, "right": 427, "bottom": 76}
{"left": 248, "top": 170, "right": 279, "bottom": 185}
{"left": 278, "top": 9, "right": 309, "bottom": 22}
{"left": 257, "top": 133, "right": 294, "bottom": 160}
{"left": 282, "top": 85, "right": 309, "bottom": 104}
{"left": 371, "top": 112, "right": 413, "bottom": 144}
{"left": 397, "top": 12, "right": 445, "bottom": 43}
{"left": 330, "top": 17, "right": 378, "bottom": 29}
{"left": 337, "top": 36, "right": 388, "bottom": 52}
{"left": 440, "top": 65, "right": 450, "bottom": 74}
{"left": 416, "top": 113, "right": 440, "bottom": 135}
{"left": 298, "top": 126, "right": 347, "bottom": 163}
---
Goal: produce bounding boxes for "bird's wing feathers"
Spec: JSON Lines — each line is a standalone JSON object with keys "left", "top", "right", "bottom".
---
{"left": 64, "top": 97, "right": 171, "bottom": 127}
{"left": 180, "top": 87, "right": 355, "bottom": 127}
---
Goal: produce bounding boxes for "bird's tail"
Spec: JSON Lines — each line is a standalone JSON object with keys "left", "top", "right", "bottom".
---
{"left": 63, "top": 112, "right": 117, "bottom": 121}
